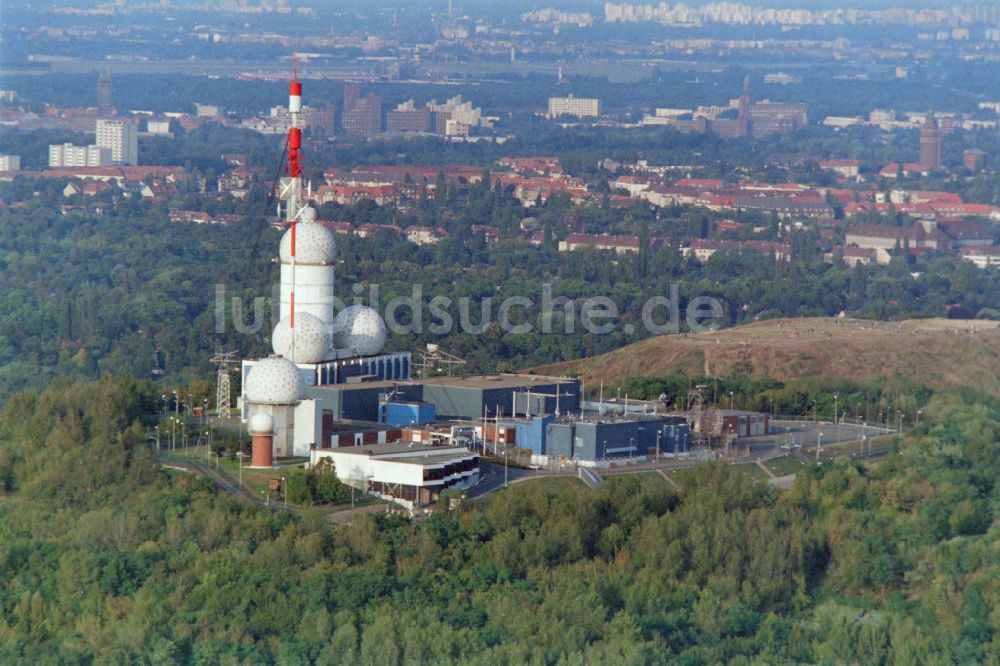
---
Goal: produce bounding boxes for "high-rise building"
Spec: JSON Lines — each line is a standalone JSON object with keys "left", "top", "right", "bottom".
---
{"left": 735, "top": 78, "right": 805, "bottom": 138}
{"left": 547, "top": 95, "right": 600, "bottom": 118}
{"left": 919, "top": 117, "right": 942, "bottom": 172}
{"left": 386, "top": 100, "right": 432, "bottom": 133}
{"left": 0, "top": 155, "right": 20, "bottom": 171}
{"left": 97, "top": 72, "right": 113, "bottom": 116}
{"left": 343, "top": 83, "right": 360, "bottom": 116}
{"left": 342, "top": 92, "right": 382, "bottom": 138}
{"left": 49, "top": 144, "right": 112, "bottom": 168}
{"left": 963, "top": 148, "right": 985, "bottom": 172}
{"left": 96, "top": 118, "right": 138, "bottom": 165}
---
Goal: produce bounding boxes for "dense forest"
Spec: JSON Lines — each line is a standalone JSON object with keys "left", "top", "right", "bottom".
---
{"left": 0, "top": 377, "right": 995, "bottom": 662}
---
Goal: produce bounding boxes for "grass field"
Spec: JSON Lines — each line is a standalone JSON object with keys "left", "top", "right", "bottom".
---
{"left": 162, "top": 446, "right": 283, "bottom": 496}
{"left": 534, "top": 317, "right": 1000, "bottom": 397}
{"left": 733, "top": 462, "right": 773, "bottom": 482}
{"left": 762, "top": 455, "right": 805, "bottom": 477}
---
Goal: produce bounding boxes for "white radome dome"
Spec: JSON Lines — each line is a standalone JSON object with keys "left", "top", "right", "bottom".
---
{"left": 279, "top": 219, "right": 336, "bottom": 266}
{"left": 271, "top": 312, "right": 329, "bottom": 363}
{"left": 332, "top": 305, "right": 387, "bottom": 357}
{"left": 249, "top": 411, "right": 274, "bottom": 435}
{"left": 244, "top": 355, "right": 304, "bottom": 405}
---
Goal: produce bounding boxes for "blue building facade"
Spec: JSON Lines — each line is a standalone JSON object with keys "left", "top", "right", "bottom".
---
{"left": 501, "top": 415, "right": 690, "bottom": 462}
{"left": 379, "top": 401, "right": 436, "bottom": 427}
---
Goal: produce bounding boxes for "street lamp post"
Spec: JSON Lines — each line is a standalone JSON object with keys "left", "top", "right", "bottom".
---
{"left": 237, "top": 451, "right": 243, "bottom": 488}
{"left": 729, "top": 391, "right": 734, "bottom": 410}
{"left": 816, "top": 432, "right": 823, "bottom": 461}
{"left": 656, "top": 431, "right": 661, "bottom": 461}
{"left": 504, "top": 445, "right": 508, "bottom": 489}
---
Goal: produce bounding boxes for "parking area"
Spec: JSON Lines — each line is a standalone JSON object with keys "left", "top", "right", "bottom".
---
{"left": 744, "top": 419, "right": 896, "bottom": 456}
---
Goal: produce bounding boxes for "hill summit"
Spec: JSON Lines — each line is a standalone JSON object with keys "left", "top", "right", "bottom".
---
{"left": 534, "top": 317, "right": 1000, "bottom": 396}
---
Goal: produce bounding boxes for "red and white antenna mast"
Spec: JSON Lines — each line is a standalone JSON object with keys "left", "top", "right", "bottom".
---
{"left": 286, "top": 59, "right": 304, "bottom": 355}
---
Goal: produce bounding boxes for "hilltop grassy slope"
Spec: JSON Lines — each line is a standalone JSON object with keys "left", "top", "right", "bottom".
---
{"left": 534, "top": 317, "right": 1000, "bottom": 396}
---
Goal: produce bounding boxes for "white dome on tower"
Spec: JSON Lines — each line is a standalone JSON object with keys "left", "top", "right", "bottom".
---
{"left": 332, "top": 305, "right": 387, "bottom": 357}
{"left": 271, "top": 312, "right": 329, "bottom": 363}
{"left": 244, "top": 355, "right": 304, "bottom": 405}
{"left": 249, "top": 412, "right": 274, "bottom": 435}
{"left": 279, "top": 219, "right": 336, "bottom": 266}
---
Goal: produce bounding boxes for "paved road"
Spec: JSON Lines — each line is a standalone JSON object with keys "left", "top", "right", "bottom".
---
{"left": 158, "top": 452, "right": 403, "bottom": 524}
{"left": 467, "top": 461, "right": 580, "bottom": 498}
{"left": 468, "top": 421, "right": 898, "bottom": 499}
{"left": 160, "top": 455, "right": 262, "bottom": 505}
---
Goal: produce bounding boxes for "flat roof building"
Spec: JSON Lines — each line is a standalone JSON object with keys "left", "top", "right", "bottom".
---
{"left": 49, "top": 143, "right": 112, "bottom": 168}
{"left": 548, "top": 95, "right": 600, "bottom": 119}
{"left": 96, "top": 118, "right": 138, "bottom": 165}
{"left": 310, "top": 442, "right": 480, "bottom": 510}
{"left": 306, "top": 374, "right": 580, "bottom": 426}
{"left": 0, "top": 155, "right": 20, "bottom": 171}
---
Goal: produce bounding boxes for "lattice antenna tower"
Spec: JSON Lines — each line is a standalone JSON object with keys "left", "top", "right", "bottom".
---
{"left": 414, "top": 343, "right": 466, "bottom": 378}
{"left": 210, "top": 350, "right": 240, "bottom": 418}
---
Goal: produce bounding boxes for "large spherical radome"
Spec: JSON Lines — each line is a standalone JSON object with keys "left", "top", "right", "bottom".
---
{"left": 244, "top": 355, "right": 304, "bottom": 405}
{"left": 279, "top": 221, "right": 336, "bottom": 265}
{"left": 271, "top": 312, "right": 329, "bottom": 363}
{"left": 332, "top": 305, "right": 387, "bottom": 357}
{"left": 249, "top": 411, "right": 274, "bottom": 435}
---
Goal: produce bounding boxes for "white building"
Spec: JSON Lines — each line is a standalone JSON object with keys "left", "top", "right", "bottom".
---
{"left": 194, "top": 103, "right": 223, "bottom": 118}
{"left": 309, "top": 443, "right": 480, "bottom": 510}
{"left": 48, "top": 144, "right": 112, "bottom": 168}
{"left": 959, "top": 245, "right": 1000, "bottom": 269}
{"left": 146, "top": 120, "right": 172, "bottom": 135}
{"left": 0, "top": 155, "right": 20, "bottom": 171}
{"left": 96, "top": 118, "right": 138, "bottom": 165}
{"left": 547, "top": 95, "right": 600, "bottom": 118}
{"left": 427, "top": 95, "right": 492, "bottom": 129}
